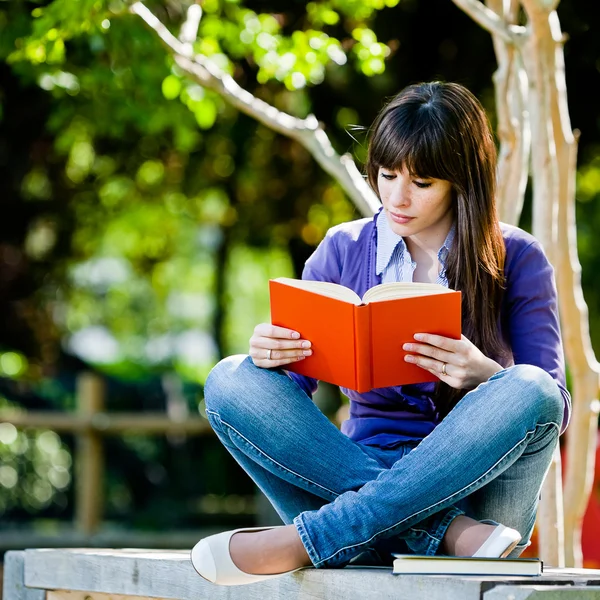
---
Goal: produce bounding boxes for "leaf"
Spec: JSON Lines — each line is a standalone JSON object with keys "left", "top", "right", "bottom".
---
{"left": 161, "top": 74, "right": 182, "bottom": 100}
{"left": 194, "top": 98, "right": 217, "bottom": 129}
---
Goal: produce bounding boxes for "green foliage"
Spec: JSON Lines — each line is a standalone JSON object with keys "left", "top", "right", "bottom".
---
{"left": 0, "top": 352, "right": 29, "bottom": 379}
{"left": 0, "top": 406, "right": 72, "bottom": 516}
{"left": 6, "top": 0, "right": 598, "bottom": 530}
{"left": 8, "top": 0, "right": 113, "bottom": 65}
{"left": 0, "top": 0, "right": 392, "bottom": 523}
{"left": 223, "top": 245, "right": 294, "bottom": 355}
{"left": 351, "top": 26, "right": 391, "bottom": 76}
{"left": 2, "top": 0, "right": 392, "bottom": 389}
{"left": 8, "top": 0, "right": 399, "bottom": 92}
{"left": 576, "top": 150, "right": 600, "bottom": 354}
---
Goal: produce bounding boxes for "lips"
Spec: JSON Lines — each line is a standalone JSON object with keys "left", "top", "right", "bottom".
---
{"left": 389, "top": 212, "right": 414, "bottom": 224}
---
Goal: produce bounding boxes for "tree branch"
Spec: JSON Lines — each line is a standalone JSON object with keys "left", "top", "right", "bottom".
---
{"left": 179, "top": 3, "right": 202, "bottom": 46}
{"left": 451, "top": 0, "right": 526, "bottom": 43}
{"left": 130, "top": 1, "right": 381, "bottom": 217}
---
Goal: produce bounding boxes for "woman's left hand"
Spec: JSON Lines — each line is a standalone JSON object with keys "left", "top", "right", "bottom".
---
{"left": 403, "top": 333, "right": 503, "bottom": 390}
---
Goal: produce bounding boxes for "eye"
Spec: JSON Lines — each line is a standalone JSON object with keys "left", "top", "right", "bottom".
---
{"left": 380, "top": 172, "right": 396, "bottom": 180}
{"left": 414, "top": 181, "right": 432, "bottom": 189}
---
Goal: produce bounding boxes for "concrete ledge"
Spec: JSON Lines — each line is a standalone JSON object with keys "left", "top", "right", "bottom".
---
{"left": 3, "top": 553, "right": 45, "bottom": 600}
{"left": 4, "top": 549, "right": 600, "bottom": 600}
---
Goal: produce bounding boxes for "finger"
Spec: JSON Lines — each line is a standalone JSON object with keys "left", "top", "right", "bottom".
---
{"left": 252, "top": 336, "right": 312, "bottom": 352}
{"left": 404, "top": 353, "right": 448, "bottom": 376}
{"left": 261, "top": 347, "right": 313, "bottom": 362}
{"left": 249, "top": 338, "right": 312, "bottom": 362}
{"left": 403, "top": 342, "right": 452, "bottom": 363}
{"left": 413, "top": 333, "right": 462, "bottom": 351}
{"left": 250, "top": 353, "right": 307, "bottom": 369}
{"left": 254, "top": 323, "right": 301, "bottom": 340}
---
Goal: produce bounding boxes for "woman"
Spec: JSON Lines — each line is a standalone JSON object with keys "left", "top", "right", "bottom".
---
{"left": 191, "top": 81, "right": 570, "bottom": 586}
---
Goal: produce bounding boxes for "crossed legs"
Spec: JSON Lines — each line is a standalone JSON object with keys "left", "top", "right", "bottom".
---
{"left": 203, "top": 355, "right": 562, "bottom": 572}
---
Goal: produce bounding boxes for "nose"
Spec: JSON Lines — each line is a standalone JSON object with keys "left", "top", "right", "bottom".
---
{"left": 388, "top": 177, "right": 411, "bottom": 207}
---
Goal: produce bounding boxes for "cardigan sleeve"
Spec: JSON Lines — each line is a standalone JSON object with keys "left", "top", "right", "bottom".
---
{"left": 505, "top": 239, "right": 571, "bottom": 434}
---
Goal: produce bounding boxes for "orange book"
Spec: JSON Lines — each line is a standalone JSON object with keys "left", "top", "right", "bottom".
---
{"left": 269, "top": 277, "right": 462, "bottom": 392}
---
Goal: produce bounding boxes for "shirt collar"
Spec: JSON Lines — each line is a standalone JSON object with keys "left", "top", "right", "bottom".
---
{"left": 375, "top": 209, "right": 456, "bottom": 276}
{"left": 376, "top": 208, "right": 406, "bottom": 275}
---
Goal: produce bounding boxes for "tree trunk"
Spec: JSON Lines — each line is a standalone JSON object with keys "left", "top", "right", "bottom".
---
{"left": 486, "top": 0, "right": 530, "bottom": 225}
{"left": 454, "top": 0, "right": 600, "bottom": 568}
{"left": 520, "top": 2, "right": 600, "bottom": 567}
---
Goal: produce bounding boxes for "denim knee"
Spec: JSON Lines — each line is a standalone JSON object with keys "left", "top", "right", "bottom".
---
{"left": 204, "top": 353, "right": 294, "bottom": 427}
{"left": 499, "top": 364, "right": 564, "bottom": 426}
{"left": 204, "top": 354, "right": 252, "bottom": 415}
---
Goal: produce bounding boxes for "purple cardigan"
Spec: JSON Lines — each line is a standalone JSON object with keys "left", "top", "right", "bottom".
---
{"left": 288, "top": 210, "right": 571, "bottom": 446}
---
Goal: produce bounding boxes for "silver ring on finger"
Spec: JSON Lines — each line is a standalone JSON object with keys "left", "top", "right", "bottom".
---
{"left": 266, "top": 348, "right": 272, "bottom": 360}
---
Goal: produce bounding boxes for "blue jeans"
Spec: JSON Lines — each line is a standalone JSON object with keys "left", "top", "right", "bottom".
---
{"left": 203, "top": 355, "right": 563, "bottom": 568}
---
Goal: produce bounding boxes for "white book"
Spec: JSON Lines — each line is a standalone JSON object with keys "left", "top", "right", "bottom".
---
{"left": 392, "top": 554, "right": 543, "bottom": 577}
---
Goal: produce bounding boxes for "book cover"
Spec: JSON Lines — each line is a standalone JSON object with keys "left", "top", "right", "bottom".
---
{"left": 269, "top": 278, "right": 461, "bottom": 392}
{"left": 392, "top": 554, "right": 543, "bottom": 577}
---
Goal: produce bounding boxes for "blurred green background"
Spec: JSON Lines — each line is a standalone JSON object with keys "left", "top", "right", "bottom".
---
{"left": 1, "top": 0, "right": 600, "bottom": 543}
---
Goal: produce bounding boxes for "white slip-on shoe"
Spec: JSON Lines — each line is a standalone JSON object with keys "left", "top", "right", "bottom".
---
{"left": 472, "top": 525, "right": 522, "bottom": 558}
{"left": 190, "top": 526, "right": 309, "bottom": 586}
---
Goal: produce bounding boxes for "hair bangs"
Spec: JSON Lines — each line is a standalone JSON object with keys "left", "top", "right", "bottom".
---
{"left": 370, "top": 106, "right": 451, "bottom": 181}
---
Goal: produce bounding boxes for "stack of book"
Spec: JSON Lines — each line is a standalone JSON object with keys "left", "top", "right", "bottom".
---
{"left": 391, "top": 554, "right": 542, "bottom": 576}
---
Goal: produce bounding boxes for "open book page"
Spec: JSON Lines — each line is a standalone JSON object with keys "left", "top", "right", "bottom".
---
{"left": 362, "top": 281, "right": 453, "bottom": 304}
{"left": 271, "top": 277, "right": 362, "bottom": 305}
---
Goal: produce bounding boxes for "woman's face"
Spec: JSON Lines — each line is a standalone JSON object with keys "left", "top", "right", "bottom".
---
{"left": 377, "top": 166, "right": 454, "bottom": 243}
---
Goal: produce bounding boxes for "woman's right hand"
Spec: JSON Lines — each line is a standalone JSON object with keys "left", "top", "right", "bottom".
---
{"left": 249, "top": 323, "right": 312, "bottom": 369}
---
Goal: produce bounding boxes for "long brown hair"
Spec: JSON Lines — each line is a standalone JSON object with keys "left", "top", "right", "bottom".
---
{"left": 366, "top": 81, "right": 507, "bottom": 417}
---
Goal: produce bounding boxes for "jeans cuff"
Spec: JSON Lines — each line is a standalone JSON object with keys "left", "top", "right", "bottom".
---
{"left": 426, "top": 506, "right": 465, "bottom": 556}
{"left": 293, "top": 513, "right": 320, "bottom": 568}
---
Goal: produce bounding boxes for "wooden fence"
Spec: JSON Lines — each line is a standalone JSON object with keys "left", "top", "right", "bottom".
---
{"left": 0, "top": 372, "right": 214, "bottom": 547}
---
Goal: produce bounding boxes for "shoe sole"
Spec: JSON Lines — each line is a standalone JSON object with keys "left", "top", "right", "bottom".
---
{"left": 500, "top": 539, "right": 520, "bottom": 558}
